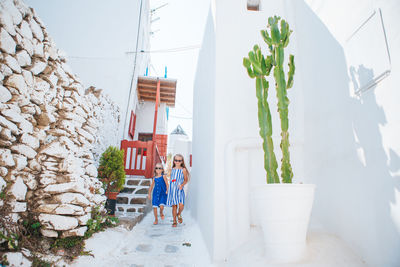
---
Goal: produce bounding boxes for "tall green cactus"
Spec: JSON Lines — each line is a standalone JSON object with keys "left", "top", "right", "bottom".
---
{"left": 243, "top": 16, "right": 295, "bottom": 184}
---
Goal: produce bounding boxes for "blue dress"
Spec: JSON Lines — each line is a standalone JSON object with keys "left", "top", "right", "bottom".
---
{"left": 152, "top": 176, "right": 167, "bottom": 208}
{"left": 166, "top": 168, "right": 185, "bottom": 206}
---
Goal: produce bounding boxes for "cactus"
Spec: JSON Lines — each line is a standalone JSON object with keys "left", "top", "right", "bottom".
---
{"left": 243, "top": 16, "right": 295, "bottom": 183}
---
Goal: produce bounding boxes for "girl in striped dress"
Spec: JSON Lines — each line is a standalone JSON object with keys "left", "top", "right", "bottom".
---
{"left": 166, "top": 154, "right": 189, "bottom": 227}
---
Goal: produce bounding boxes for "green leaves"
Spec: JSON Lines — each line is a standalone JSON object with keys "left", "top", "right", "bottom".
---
{"left": 98, "top": 146, "right": 126, "bottom": 192}
{"left": 243, "top": 15, "right": 295, "bottom": 184}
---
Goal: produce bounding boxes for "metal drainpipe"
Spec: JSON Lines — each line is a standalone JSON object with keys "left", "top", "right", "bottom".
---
{"left": 123, "top": 0, "right": 144, "bottom": 140}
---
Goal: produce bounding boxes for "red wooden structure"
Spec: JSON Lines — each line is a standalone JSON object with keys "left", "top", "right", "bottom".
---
{"left": 121, "top": 77, "right": 176, "bottom": 178}
{"left": 120, "top": 140, "right": 162, "bottom": 178}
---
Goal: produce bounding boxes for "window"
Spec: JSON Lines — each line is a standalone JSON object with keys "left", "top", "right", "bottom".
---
{"left": 247, "top": 0, "right": 260, "bottom": 11}
{"left": 128, "top": 111, "right": 137, "bottom": 139}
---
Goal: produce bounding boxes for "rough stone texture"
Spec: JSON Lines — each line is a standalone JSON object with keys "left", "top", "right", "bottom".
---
{"left": 39, "top": 214, "right": 78, "bottom": 231}
{"left": 16, "top": 50, "right": 31, "bottom": 67}
{"left": 53, "top": 192, "right": 90, "bottom": 206}
{"left": 36, "top": 203, "right": 85, "bottom": 215}
{"left": 140, "top": 180, "right": 151, "bottom": 186}
{"left": 117, "top": 197, "right": 128, "bottom": 204}
{"left": 0, "top": 0, "right": 121, "bottom": 237}
{"left": 11, "top": 201, "right": 26, "bottom": 212}
{"left": 0, "top": 84, "right": 12, "bottom": 102}
{"left": 127, "top": 180, "right": 140, "bottom": 186}
{"left": 135, "top": 188, "right": 149, "bottom": 194}
{"left": 4, "top": 74, "right": 27, "bottom": 94}
{"left": 13, "top": 154, "right": 27, "bottom": 170}
{"left": 131, "top": 198, "right": 147, "bottom": 205}
{"left": 0, "top": 28, "right": 16, "bottom": 53}
{"left": 61, "top": 226, "right": 87, "bottom": 238}
{"left": 0, "top": 176, "right": 6, "bottom": 191}
{"left": 9, "top": 176, "right": 27, "bottom": 201}
{"left": 40, "top": 229, "right": 58, "bottom": 238}
{"left": 77, "top": 213, "right": 91, "bottom": 225}
{"left": 0, "top": 148, "right": 15, "bottom": 166}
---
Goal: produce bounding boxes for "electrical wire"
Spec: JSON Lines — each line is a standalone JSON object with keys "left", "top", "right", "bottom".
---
{"left": 169, "top": 115, "right": 192, "bottom": 120}
{"left": 66, "top": 44, "right": 201, "bottom": 61}
{"left": 126, "top": 44, "right": 201, "bottom": 54}
{"left": 176, "top": 100, "right": 192, "bottom": 115}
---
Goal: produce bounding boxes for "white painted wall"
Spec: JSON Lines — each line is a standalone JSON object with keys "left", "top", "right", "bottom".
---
{"left": 192, "top": 0, "right": 400, "bottom": 265}
{"left": 297, "top": 1, "right": 400, "bottom": 266}
{"left": 168, "top": 133, "right": 188, "bottom": 153}
{"left": 25, "top": 0, "right": 151, "bottom": 141}
{"left": 189, "top": 4, "right": 217, "bottom": 260}
{"left": 171, "top": 139, "right": 192, "bottom": 169}
{"left": 134, "top": 102, "right": 168, "bottom": 138}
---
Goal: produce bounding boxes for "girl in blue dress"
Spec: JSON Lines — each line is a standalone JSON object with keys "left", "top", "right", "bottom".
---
{"left": 166, "top": 154, "right": 189, "bottom": 227}
{"left": 148, "top": 163, "right": 168, "bottom": 225}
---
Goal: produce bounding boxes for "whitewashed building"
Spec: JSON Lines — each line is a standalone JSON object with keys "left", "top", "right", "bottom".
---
{"left": 168, "top": 125, "right": 192, "bottom": 169}
{"left": 190, "top": 0, "right": 400, "bottom": 266}
{"left": 25, "top": 0, "right": 177, "bottom": 162}
{"left": 24, "top": 0, "right": 178, "bottom": 218}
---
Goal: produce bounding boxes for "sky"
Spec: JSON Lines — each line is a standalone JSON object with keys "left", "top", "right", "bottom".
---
{"left": 24, "top": 0, "right": 210, "bottom": 140}
{"left": 148, "top": 0, "right": 210, "bottom": 138}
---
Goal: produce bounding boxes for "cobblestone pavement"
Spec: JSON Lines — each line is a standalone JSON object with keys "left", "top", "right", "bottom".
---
{"left": 70, "top": 208, "right": 212, "bottom": 267}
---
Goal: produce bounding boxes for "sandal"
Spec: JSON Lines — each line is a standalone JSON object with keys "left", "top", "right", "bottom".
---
{"left": 172, "top": 222, "right": 177, "bottom": 227}
{"left": 178, "top": 214, "right": 183, "bottom": 224}
{"left": 160, "top": 214, "right": 165, "bottom": 220}
{"left": 153, "top": 221, "right": 158, "bottom": 225}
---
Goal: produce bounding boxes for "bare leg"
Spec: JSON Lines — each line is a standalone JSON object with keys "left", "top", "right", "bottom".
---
{"left": 172, "top": 205, "right": 177, "bottom": 224}
{"left": 160, "top": 205, "right": 165, "bottom": 219}
{"left": 178, "top": 203, "right": 184, "bottom": 216}
{"left": 153, "top": 208, "right": 158, "bottom": 224}
{"left": 177, "top": 203, "right": 184, "bottom": 223}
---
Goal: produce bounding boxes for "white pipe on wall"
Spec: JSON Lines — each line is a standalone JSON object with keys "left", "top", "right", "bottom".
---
{"left": 224, "top": 137, "right": 262, "bottom": 254}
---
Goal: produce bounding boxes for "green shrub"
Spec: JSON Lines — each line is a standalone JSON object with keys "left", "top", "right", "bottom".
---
{"left": 85, "top": 207, "right": 119, "bottom": 238}
{"left": 0, "top": 231, "right": 19, "bottom": 250}
{"left": 31, "top": 255, "right": 52, "bottom": 267}
{"left": 97, "top": 146, "right": 126, "bottom": 192}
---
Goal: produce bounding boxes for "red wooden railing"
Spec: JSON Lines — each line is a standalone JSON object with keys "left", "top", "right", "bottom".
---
{"left": 120, "top": 140, "right": 164, "bottom": 178}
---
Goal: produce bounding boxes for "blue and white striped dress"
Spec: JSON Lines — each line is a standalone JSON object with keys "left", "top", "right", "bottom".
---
{"left": 166, "top": 168, "right": 185, "bottom": 206}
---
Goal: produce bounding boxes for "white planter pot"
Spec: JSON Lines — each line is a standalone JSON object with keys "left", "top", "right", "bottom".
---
{"left": 253, "top": 183, "right": 316, "bottom": 263}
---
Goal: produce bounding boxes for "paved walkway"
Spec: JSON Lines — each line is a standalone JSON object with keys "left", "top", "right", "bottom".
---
{"left": 70, "top": 209, "right": 367, "bottom": 267}
{"left": 70, "top": 208, "right": 212, "bottom": 267}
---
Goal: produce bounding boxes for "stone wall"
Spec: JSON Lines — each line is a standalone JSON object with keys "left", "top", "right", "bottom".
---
{"left": 85, "top": 86, "right": 121, "bottom": 164}
{"left": 0, "top": 0, "right": 120, "bottom": 238}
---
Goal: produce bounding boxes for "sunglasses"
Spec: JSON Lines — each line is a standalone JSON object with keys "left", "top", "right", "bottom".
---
{"left": 155, "top": 167, "right": 163, "bottom": 170}
{"left": 174, "top": 159, "right": 183, "bottom": 162}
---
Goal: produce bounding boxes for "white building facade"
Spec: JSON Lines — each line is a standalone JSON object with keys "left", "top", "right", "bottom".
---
{"left": 168, "top": 125, "right": 192, "bottom": 169}
{"left": 190, "top": 0, "right": 400, "bottom": 266}
{"left": 25, "top": 0, "right": 152, "bottom": 143}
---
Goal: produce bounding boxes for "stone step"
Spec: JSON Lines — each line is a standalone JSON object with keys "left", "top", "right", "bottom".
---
{"left": 118, "top": 193, "right": 148, "bottom": 199}
{"left": 116, "top": 196, "right": 148, "bottom": 205}
{"left": 116, "top": 213, "right": 144, "bottom": 230}
{"left": 125, "top": 175, "right": 146, "bottom": 179}
{"left": 119, "top": 186, "right": 149, "bottom": 194}
{"left": 116, "top": 205, "right": 146, "bottom": 214}
{"left": 124, "top": 178, "right": 151, "bottom": 187}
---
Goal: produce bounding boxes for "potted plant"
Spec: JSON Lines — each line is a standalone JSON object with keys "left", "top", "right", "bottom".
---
{"left": 97, "top": 146, "right": 126, "bottom": 215}
{"left": 243, "top": 16, "right": 315, "bottom": 262}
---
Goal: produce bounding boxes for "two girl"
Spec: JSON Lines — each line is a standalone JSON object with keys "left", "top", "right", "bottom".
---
{"left": 148, "top": 154, "right": 189, "bottom": 227}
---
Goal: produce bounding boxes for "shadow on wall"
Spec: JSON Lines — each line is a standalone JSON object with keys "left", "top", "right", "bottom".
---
{"left": 295, "top": 1, "right": 400, "bottom": 266}
{"left": 188, "top": 4, "right": 216, "bottom": 260}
